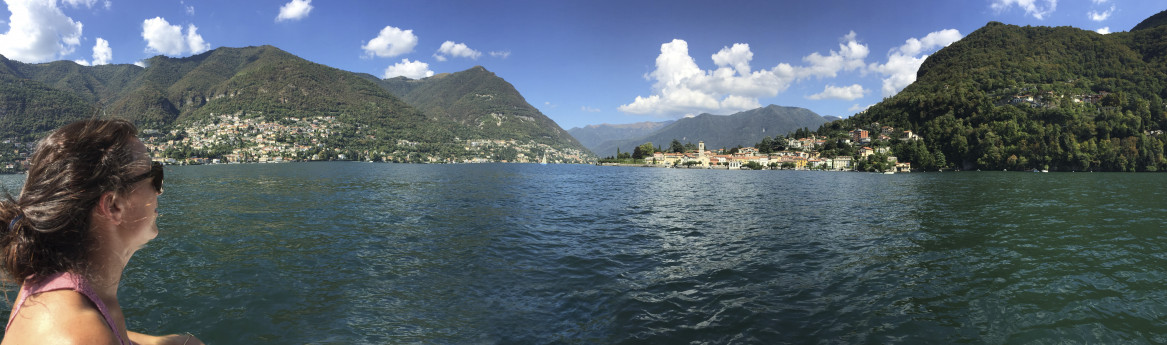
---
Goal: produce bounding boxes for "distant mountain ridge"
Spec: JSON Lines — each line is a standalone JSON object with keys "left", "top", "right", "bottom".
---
{"left": 588, "top": 105, "right": 830, "bottom": 157}
{"left": 567, "top": 120, "right": 674, "bottom": 155}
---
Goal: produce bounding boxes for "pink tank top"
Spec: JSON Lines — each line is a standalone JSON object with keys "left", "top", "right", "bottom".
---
{"left": 5, "top": 272, "right": 131, "bottom": 345}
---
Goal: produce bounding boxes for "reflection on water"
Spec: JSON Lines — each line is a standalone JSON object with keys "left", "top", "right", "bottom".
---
{"left": 2, "top": 165, "right": 1167, "bottom": 343}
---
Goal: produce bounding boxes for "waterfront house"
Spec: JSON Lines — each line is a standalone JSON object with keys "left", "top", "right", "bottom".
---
{"left": 831, "top": 156, "right": 853, "bottom": 170}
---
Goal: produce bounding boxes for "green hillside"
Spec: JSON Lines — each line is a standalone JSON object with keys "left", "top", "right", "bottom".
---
{"left": 1132, "top": 9, "right": 1167, "bottom": 32}
{"left": 0, "top": 46, "right": 594, "bottom": 164}
{"left": 830, "top": 18, "right": 1167, "bottom": 172}
{"left": 374, "top": 66, "right": 590, "bottom": 154}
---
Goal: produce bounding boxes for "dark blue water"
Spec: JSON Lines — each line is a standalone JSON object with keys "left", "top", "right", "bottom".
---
{"left": 3, "top": 163, "right": 1167, "bottom": 344}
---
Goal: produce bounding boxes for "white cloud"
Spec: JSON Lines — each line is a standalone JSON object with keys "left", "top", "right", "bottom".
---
{"left": 620, "top": 33, "right": 871, "bottom": 118}
{"left": 1096, "top": 27, "right": 1111, "bottom": 34}
{"left": 869, "top": 29, "right": 962, "bottom": 97}
{"left": 848, "top": 103, "right": 873, "bottom": 113}
{"left": 1092, "top": 0, "right": 1108, "bottom": 4}
{"left": 1089, "top": 5, "right": 1114, "bottom": 22}
{"left": 133, "top": 60, "right": 147, "bottom": 68}
{"left": 276, "top": 0, "right": 312, "bottom": 22}
{"left": 797, "top": 31, "right": 868, "bottom": 79}
{"left": 185, "top": 24, "right": 208, "bottom": 53}
{"left": 0, "top": 0, "right": 84, "bottom": 63}
{"left": 362, "top": 26, "right": 417, "bottom": 58}
{"left": 61, "top": 0, "right": 96, "bottom": 8}
{"left": 433, "top": 41, "right": 481, "bottom": 61}
{"left": 990, "top": 0, "right": 1058, "bottom": 20}
{"left": 181, "top": 0, "right": 194, "bottom": 15}
{"left": 711, "top": 43, "right": 752, "bottom": 77}
{"left": 90, "top": 37, "right": 111, "bottom": 65}
{"left": 808, "top": 84, "right": 867, "bottom": 100}
{"left": 489, "top": 50, "right": 510, "bottom": 59}
{"left": 382, "top": 58, "right": 433, "bottom": 79}
{"left": 581, "top": 106, "right": 601, "bottom": 112}
{"left": 141, "top": 17, "right": 210, "bottom": 56}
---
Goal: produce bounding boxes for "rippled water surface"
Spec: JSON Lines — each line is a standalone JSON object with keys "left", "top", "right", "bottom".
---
{"left": 3, "top": 163, "right": 1167, "bottom": 343}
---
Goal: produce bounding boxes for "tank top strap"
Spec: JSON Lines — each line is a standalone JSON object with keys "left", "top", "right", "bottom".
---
{"left": 5, "top": 272, "right": 131, "bottom": 345}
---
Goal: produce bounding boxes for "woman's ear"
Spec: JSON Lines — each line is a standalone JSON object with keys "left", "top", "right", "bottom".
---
{"left": 93, "top": 191, "right": 124, "bottom": 225}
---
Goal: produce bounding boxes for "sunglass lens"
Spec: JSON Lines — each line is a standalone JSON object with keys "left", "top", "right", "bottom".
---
{"left": 153, "top": 162, "right": 164, "bottom": 193}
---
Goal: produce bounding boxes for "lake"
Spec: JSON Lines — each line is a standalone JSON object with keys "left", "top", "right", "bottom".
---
{"left": 3, "top": 163, "right": 1167, "bottom": 344}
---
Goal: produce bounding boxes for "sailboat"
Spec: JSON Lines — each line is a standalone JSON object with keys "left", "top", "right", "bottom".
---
{"left": 540, "top": 152, "right": 548, "bottom": 165}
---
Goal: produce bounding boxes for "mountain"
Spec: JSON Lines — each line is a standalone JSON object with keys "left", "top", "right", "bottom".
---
{"left": 371, "top": 66, "right": 589, "bottom": 153}
{"left": 0, "top": 46, "right": 593, "bottom": 163}
{"left": 592, "top": 105, "right": 830, "bottom": 157}
{"left": 567, "top": 120, "right": 674, "bottom": 155}
{"left": 834, "top": 13, "right": 1167, "bottom": 171}
{"left": 1131, "top": 9, "right": 1167, "bottom": 32}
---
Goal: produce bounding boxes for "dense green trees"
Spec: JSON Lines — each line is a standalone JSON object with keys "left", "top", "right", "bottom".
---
{"left": 834, "top": 20, "right": 1167, "bottom": 172}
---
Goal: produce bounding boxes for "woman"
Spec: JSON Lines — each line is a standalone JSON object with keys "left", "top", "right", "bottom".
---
{"left": 1, "top": 119, "right": 202, "bottom": 345}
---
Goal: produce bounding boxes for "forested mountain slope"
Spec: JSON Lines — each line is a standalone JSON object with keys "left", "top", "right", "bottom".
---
{"left": 828, "top": 15, "right": 1167, "bottom": 172}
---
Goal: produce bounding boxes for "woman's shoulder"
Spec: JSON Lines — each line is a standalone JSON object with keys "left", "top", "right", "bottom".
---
{"left": 3, "top": 290, "right": 119, "bottom": 345}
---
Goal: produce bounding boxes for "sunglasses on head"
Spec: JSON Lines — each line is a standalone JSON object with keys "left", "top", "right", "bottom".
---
{"left": 127, "top": 161, "right": 164, "bottom": 194}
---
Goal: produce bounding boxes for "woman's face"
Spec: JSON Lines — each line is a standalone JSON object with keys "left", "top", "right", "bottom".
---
{"left": 120, "top": 137, "right": 161, "bottom": 248}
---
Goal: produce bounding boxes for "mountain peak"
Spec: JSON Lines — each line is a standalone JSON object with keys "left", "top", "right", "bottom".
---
{"left": 1132, "top": 9, "right": 1167, "bottom": 31}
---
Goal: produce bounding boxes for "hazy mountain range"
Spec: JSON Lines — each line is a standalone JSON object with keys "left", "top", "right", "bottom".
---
{"left": 570, "top": 105, "right": 833, "bottom": 157}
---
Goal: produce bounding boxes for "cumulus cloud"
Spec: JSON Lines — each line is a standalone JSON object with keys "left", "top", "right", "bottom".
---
{"left": 78, "top": 37, "right": 111, "bottom": 65}
{"left": 382, "top": 58, "right": 433, "bottom": 79}
{"left": 868, "top": 29, "right": 962, "bottom": 97}
{"left": 808, "top": 84, "right": 867, "bottom": 100}
{"left": 142, "top": 17, "right": 210, "bottom": 56}
{"left": 1089, "top": 5, "right": 1114, "bottom": 22}
{"left": 798, "top": 31, "right": 868, "bottom": 79}
{"left": 0, "top": 0, "right": 84, "bottom": 63}
{"left": 362, "top": 26, "right": 417, "bottom": 58}
{"left": 991, "top": 0, "right": 1058, "bottom": 20}
{"left": 92, "top": 38, "right": 111, "bottom": 64}
{"left": 1096, "top": 27, "right": 1111, "bottom": 34}
{"left": 276, "top": 0, "right": 312, "bottom": 22}
{"left": 433, "top": 41, "right": 481, "bottom": 61}
{"left": 619, "top": 33, "right": 870, "bottom": 118}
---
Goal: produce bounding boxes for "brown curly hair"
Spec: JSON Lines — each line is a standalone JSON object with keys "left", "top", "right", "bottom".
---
{"left": 0, "top": 119, "right": 145, "bottom": 286}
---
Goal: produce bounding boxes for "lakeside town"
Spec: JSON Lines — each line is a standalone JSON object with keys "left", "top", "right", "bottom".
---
{"left": 139, "top": 114, "right": 589, "bottom": 165}
{"left": 607, "top": 125, "right": 920, "bottom": 173}
{"left": 0, "top": 113, "right": 593, "bottom": 172}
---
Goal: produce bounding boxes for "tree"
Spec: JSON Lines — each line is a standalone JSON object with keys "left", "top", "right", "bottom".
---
{"left": 669, "top": 139, "right": 684, "bottom": 153}
{"left": 632, "top": 142, "right": 655, "bottom": 159}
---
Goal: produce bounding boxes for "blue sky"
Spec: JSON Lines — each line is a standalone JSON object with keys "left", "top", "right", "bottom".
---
{"left": 0, "top": 0, "right": 1162, "bottom": 130}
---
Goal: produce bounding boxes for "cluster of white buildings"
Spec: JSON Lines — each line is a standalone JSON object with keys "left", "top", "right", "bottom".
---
{"left": 143, "top": 114, "right": 353, "bottom": 163}
{"left": 644, "top": 137, "right": 914, "bottom": 172}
